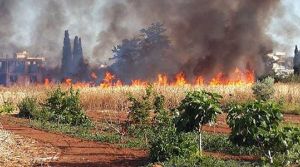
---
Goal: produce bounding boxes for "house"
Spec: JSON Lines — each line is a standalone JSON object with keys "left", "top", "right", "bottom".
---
{"left": 0, "top": 51, "right": 45, "bottom": 86}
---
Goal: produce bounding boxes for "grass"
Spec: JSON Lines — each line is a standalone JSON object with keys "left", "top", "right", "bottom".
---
{"left": 29, "top": 119, "right": 148, "bottom": 149}
{"left": 1, "top": 83, "right": 300, "bottom": 113}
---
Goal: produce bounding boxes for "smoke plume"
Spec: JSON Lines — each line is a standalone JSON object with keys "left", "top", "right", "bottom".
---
{"left": 0, "top": 0, "right": 294, "bottom": 80}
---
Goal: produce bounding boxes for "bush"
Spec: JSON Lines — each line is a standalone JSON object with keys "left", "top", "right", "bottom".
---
{"left": 18, "top": 97, "right": 40, "bottom": 118}
{"left": 227, "top": 100, "right": 282, "bottom": 147}
{"left": 127, "top": 85, "right": 154, "bottom": 124}
{"left": 41, "top": 87, "right": 91, "bottom": 126}
{"left": 0, "top": 100, "right": 15, "bottom": 114}
{"left": 251, "top": 77, "right": 275, "bottom": 101}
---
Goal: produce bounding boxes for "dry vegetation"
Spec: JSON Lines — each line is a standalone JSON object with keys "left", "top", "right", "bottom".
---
{"left": 0, "top": 123, "right": 59, "bottom": 166}
{"left": 0, "top": 83, "right": 300, "bottom": 114}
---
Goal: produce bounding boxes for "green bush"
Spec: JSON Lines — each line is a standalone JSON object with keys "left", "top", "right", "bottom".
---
{"left": 0, "top": 100, "right": 15, "bottom": 114}
{"left": 41, "top": 87, "right": 91, "bottom": 126}
{"left": 127, "top": 85, "right": 153, "bottom": 124}
{"left": 227, "top": 100, "right": 282, "bottom": 147}
{"left": 251, "top": 77, "right": 275, "bottom": 101}
{"left": 18, "top": 97, "right": 40, "bottom": 118}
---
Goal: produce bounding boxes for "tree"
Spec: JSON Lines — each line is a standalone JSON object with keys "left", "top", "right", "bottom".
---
{"left": 61, "top": 30, "right": 73, "bottom": 78}
{"left": 110, "top": 22, "right": 171, "bottom": 82}
{"left": 175, "top": 90, "right": 222, "bottom": 155}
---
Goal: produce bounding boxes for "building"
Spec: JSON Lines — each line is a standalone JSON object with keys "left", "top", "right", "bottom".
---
{"left": 266, "top": 51, "right": 293, "bottom": 77}
{"left": 0, "top": 51, "right": 45, "bottom": 86}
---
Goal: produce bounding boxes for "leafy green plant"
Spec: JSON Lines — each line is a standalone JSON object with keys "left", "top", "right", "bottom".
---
{"left": 0, "top": 100, "right": 15, "bottom": 114}
{"left": 252, "top": 77, "right": 275, "bottom": 101}
{"left": 226, "top": 100, "right": 288, "bottom": 163}
{"left": 18, "top": 97, "right": 40, "bottom": 118}
{"left": 175, "top": 90, "right": 222, "bottom": 155}
{"left": 41, "top": 87, "right": 91, "bottom": 126}
{"left": 127, "top": 85, "right": 154, "bottom": 124}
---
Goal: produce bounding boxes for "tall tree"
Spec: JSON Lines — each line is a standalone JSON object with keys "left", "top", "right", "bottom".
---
{"left": 61, "top": 30, "right": 72, "bottom": 77}
{"left": 293, "top": 45, "right": 300, "bottom": 75}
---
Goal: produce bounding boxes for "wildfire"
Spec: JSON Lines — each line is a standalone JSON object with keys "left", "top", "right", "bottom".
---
{"left": 52, "top": 67, "right": 255, "bottom": 88}
{"left": 100, "top": 72, "right": 115, "bottom": 88}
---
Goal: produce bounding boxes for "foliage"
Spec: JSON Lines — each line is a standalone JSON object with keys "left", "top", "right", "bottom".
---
{"left": 41, "top": 87, "right": 91, "bottom": 126}
{"left": 17, "top": 97, "right": 40, "bottom": 118}
{"left": 127, "top": 85, "right": 154, "bottom": 124}
{"left": 110, "top": 22, "right": 171, "bottom": 80}
{"left": 227, "top": 100, "right": 283, "bottom": 147}
{"left": 226, "top": 100, "right": 300, "bottom": 165}
{"left": 259, "top": 127, "right": 300, "bottom": 166}
{"left": 175, "top": 90, "right": 222, "bottom": 155}
{"left": 153, "top": 155, "right": 254, "bottom": 167}
{"left": 175, "top": 91, "right": 222, "bottom": 132}
{"left": 0, "top": 100, "right": 14, "bottom": 114}
{"left": 252, "top": 77, "right": 275, "bottom": 101}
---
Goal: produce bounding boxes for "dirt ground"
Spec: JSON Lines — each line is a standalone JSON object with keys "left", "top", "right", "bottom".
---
{"left": 1, "top": 112, "right": 299, "bottom": 166}
{"left": 0, "top": 115, "right": 147, "bottom": 167}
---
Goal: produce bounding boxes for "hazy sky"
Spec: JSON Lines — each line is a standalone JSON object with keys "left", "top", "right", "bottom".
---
{"left": 268, "top": 0, "right": 300, "bottom": 55}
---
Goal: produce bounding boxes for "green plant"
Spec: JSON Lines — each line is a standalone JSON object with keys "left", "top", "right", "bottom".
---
{"left": 175, "top": 90, "right": 222, "bottom": 155}
{"left": 127, "top": 85, "right": 154, "bottom": 124}
{"left": 227, "top": 100, "right": 283, "bottom": 147}
{"left": 252, "top": 77, "right": 275, "bottom": 101}
{"left": 226, "top": 100, "right": 290, "bottom": 163}
{"left": 0, "top": 100, "right": 15, "bottom": 114}
{"left": 42, "top": 87, "right": 91, "bottom": 126}
{"left": 17, "top": 97, "right": 40, "bottom": 118}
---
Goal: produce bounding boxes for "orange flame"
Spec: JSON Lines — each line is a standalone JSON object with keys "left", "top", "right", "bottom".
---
{"left": 174, "top": 72, "right": 187, "bottom": 86}
{"left": 44, "top": 78, "right": 50, "bottom": 86}
{"left": 100, "top": 72, "right": 115, "bottom": 88}
{"left": 156, "top": 74, "right": 168, "bottom": 86}
{"left": 195, "top": 76, "right": 204, "bottom": 85}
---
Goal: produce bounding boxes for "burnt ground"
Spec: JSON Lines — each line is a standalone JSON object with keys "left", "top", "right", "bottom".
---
{"left": 1, "top": 112, "right": 300, "bottom": 166}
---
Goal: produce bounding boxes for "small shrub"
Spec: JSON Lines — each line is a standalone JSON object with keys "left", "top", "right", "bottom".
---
{"left": 227, "top": 100, "right": 282, "bottom": 147}
{"left": 42, "top": 87, "right": 91, "bottom": 126}
{"left": 18, "top": 97, "right": 40, "bottom": 118}
{"left": 0, "top": 100, "right": 15, "bottom": 114}
{"left": 127, "top": 85, "right": 154, "bottom": 124}
{"left": 252, "top": 77, "right": 275, "bottom": 100}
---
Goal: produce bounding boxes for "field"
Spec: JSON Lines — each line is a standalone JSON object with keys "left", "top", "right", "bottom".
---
{"left": 0, "top": 83, "right": 300, "bottom": 166}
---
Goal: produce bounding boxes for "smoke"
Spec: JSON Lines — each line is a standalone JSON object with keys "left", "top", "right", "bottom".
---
{"left": 0, "top": 0, "right": 295, "bottom": 79}
{"left": 95, "top": 0, "right": 281, "bottom": 79}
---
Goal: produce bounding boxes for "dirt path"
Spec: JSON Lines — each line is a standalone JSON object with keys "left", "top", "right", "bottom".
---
{"left": 0, "top": 116, "right": 148, "bottom": 167}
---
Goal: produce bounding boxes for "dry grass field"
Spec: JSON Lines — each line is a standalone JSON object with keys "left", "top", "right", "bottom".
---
{"left": 0, "top": 83, "right": 300, "bottom": 114}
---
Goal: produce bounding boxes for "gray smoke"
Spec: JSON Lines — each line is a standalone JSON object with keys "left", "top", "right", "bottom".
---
{"left": 0, "top": 0, "right": 296, "bottom": 78}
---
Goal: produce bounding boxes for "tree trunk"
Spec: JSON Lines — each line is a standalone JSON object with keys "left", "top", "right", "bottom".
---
{"left": 198, "top": 123, "right": 202, "bottom": 156}
{"left": 268, "top": 150, "right": 273, "bottom": 164}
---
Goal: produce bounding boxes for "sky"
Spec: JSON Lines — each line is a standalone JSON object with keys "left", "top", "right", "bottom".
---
{"left": 268, "top": 0, "right": 300, "bottom": 56}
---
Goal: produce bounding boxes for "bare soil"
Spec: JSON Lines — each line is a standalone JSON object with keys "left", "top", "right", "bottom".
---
{"left": 0, "top": 115, "right": 148, "bottom": 167}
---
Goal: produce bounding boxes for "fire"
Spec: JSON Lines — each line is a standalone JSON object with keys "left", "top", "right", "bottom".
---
{"left": 174, "top": 72, "right": 187, "bottom": 86}
{"left": 131, "top": 80, "right": 148, "bottom": 87}
{"left": 44, "top": 78, "right": 50, "bottom": 86}
{"left": 56, "top": 67, "right": 255, "bottom": 88}
{"left": 100, "top": 72, "right": 115, "bottom": 88}
{"left": 156, "top": 74, "right": 168, "bottom": 86}
{"left": 195, "top": 76, "right": 204, "bottom": 85}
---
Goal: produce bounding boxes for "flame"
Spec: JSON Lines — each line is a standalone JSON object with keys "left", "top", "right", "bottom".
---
{"left": 56, "top": 67, "right": 255, "bottom": 88}
{"left": 90, "top": 72, "right": 98, "bottom": 80}
{"left": 131, "top": 80, "right": 148, "bottom": 87}
{"left": 44, "top": 78, "right": 50, "bottom": 86}
{"left": 100, "top": 72, "right": 115, "bottom": 88}
{"left": 156, "top": 74, "right": 168, "bottom": 86}
{"left": 195, "top": 76, "right": 204, "bottom": 85}
{"left": 174, "top": 72, "right": 187, "bottom": 86}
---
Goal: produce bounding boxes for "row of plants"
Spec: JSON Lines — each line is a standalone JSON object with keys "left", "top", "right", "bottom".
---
{"left": 125, "top": 78, "right": 300, "bottom": 166}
